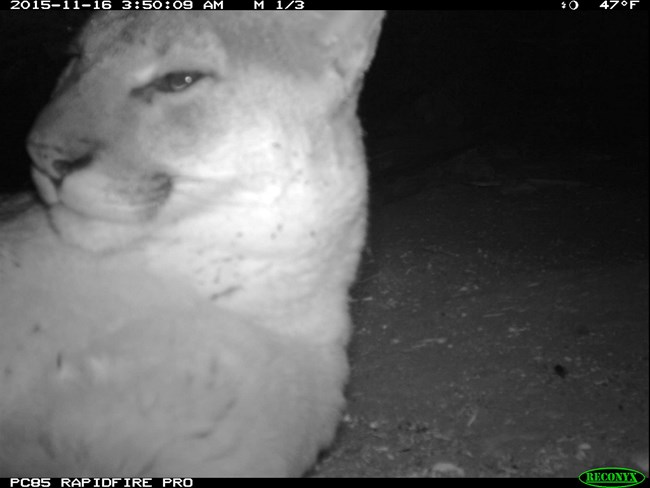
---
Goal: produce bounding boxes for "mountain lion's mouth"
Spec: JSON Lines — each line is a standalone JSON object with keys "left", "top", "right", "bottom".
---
{"left": 36, "top": 171, "right": 174, "bottom": 224}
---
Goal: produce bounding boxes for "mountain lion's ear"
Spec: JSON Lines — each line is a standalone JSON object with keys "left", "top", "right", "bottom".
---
{"left": 310, "top": 11, "right": 385, "bottom": 85}
{"left": 277, "top": 11, "right": 385, "bottom": 91}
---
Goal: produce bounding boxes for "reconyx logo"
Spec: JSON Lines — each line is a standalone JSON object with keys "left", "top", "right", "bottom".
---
{"left": 579, "top": 467, "right": 646, "bottom": 488}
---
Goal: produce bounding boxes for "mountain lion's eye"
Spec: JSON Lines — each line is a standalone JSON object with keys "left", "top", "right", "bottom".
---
{"left": 154, "top": 72, "right": 205, "bottom": 93}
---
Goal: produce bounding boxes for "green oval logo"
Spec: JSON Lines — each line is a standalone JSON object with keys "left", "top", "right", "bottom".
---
{"left": 579, "top": 467, "right": 646, "bottom": 488}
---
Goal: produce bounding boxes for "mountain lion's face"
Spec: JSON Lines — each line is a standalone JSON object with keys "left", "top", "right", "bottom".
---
{"left": 27, "top": 12, "right": 371, "bottom": 254}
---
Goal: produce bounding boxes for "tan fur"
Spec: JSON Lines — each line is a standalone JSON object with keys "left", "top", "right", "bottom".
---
{"left": 0, "top": 11, "right": 383, "bottom": 476}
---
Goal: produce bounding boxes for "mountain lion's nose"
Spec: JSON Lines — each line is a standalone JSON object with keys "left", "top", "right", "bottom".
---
{"left": 27, "top": 140, "right": 93, "bottom": 182}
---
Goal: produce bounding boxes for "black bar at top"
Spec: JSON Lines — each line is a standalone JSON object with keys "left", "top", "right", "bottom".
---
{"left": 1, "top": 0, "right": 648, "bottom": 11}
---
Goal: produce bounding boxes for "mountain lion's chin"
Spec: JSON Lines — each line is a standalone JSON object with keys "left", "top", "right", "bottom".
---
{"left": 49, "top": 203, "right": 150, "bottom": 253}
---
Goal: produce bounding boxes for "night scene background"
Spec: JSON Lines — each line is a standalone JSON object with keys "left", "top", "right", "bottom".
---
{"left": 0, "top": 9, "right": 647, "bottom": 477}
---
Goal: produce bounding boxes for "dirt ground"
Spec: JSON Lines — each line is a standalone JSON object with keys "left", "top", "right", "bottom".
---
{"left": 312, "top": 139, "right": 649, "bottom": 478}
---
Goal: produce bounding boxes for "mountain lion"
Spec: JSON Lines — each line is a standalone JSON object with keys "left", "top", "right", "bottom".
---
{"left": 0, "top": 11, "right": 384, "bottom": 476}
